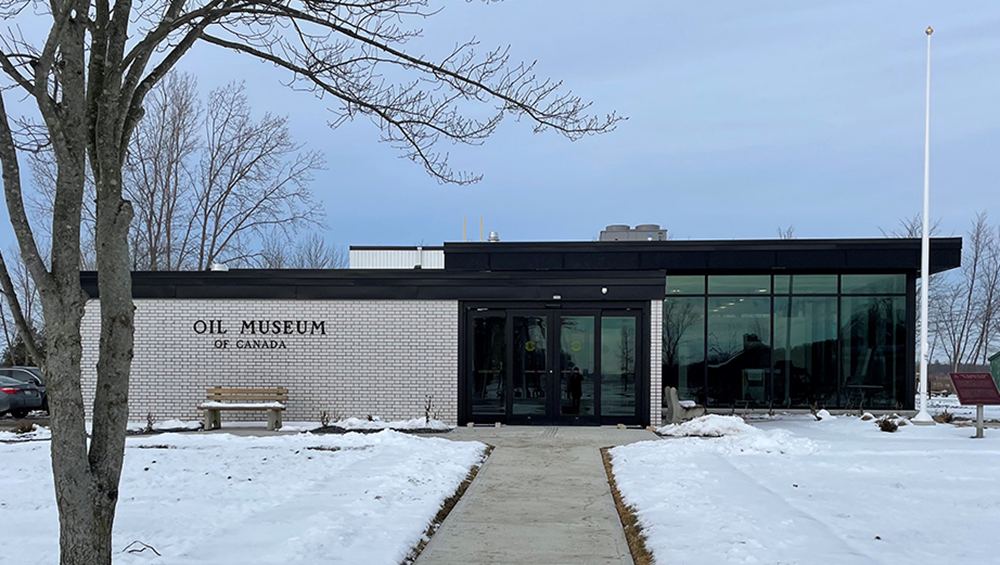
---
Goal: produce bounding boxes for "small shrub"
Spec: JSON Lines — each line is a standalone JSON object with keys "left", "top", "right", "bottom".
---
{"left": 14, "top": 421, "right": 36, "bottom": 435}
{"left": 879, "top": 418, "right": 898, "bottom": 433}
{"left": 319, "top": 411, "right": 331, "bottom": 428}
{"left": 143, "top": 412, "right": 156, "bottom": 434}
{"left": 861, "top": 412, "right": 875, "bottom": 421}
{"left": 933, "top": 409, "right": 954, "bottom": 424}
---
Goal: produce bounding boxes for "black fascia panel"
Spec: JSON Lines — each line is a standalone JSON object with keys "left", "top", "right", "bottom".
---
{"left": 707, "top": 250, "right": 776, "bottom": 270}
{"left": 490, "top": 252, "right": 563, "bottom": 271}
{"left": 774, "top": 250, "right": 847, "bottom": 270}
{"left": 175, "top": 285, "right": 296, "bottom": 299}
{"left": 564, "top": 252, "right": 640, "bottom": 270}
{"left": 845, "top": 249, "right": 917, "bottom": 270}
{"left": 131, "top": 285, "right": 178, "bottom": 299}
{"left": 445, "top": 253, "right": 490, "bottom": 271}
{"left": 639, "top": 251, "right": 708, "bottom": 270}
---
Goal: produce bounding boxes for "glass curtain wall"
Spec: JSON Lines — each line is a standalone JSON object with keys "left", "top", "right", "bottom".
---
{"left": 663, "top": 274, "right": 908, "bottom": 410}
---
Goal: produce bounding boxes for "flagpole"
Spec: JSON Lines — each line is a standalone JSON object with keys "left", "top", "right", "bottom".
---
{"left": 913, "top": 26, "right": 935, "bottom": 425}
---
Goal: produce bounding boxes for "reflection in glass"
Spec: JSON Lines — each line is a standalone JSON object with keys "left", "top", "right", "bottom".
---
{"left": 841, "top": 274, "right": 905, "bottom": 295}
{"left": 602, "top": 317, "right": 637, "bottom": 416}
{"left": 662, "top": 298, "right": 705, "bottom": 405}
{"left": 560, "top": 316, "right": 595, "bottom": 416}
{"left": 774, "top": 275, "right": 838, "bottom": 295}
{"left": 666, "top": 276, "right": 705, "bottom": 295}
{"left": 841, "top": 296, "right": 906, "bottom": 409}
{"left": 773, "top": 297, "right": 838, "bottom": 408}
{"left": 513, "top": 316, "right": 547, "bottom": 415}
{"left": 707, "top": 297, "right": 771, "bottom": 406}
{"left": 471, "top": 316, "right": 505, "bottom": 415}
{"left": 708, "top": 275, "right": 771, "bottom": 295}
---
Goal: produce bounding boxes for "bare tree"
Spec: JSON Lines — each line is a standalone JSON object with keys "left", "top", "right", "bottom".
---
{"left": 124, "top": 71, "right": 201, "bottom": 270}
{"left": 0, "top": 245, "right": 43, "bottom": 364}
{"left": 879, "top": 213, "right": 943, "bottom": 239}
{"left": 290, "top": 234, "right": 347, "bottom": 268}
{"left": 777, "top": 225, "right": 795, "bottom": 239}
{"left": 930, "top": 212, "right": 998, "bottom": 370}
{"left": 255, "top": 233, "right": 347, "bottom": 268}
{"left": 0, "top": 3, "right": 620, "bottom": 563}
{"left": 191, "top": 82, "right": 324, "bottom": 269}
{"left": 30, "top": 73, "right": 323, "bottom": 271}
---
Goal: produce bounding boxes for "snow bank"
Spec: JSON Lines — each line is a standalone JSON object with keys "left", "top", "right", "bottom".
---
{"left": 328, "top": 417, "right": 454, "bottom": 432}
{"left": 126, "top": 420, "right": 203, "bottom": 433}
{"left": 815, "top": 408, "right": 836, "bottom": 421}
{"left": 656, "top": 414, "right": 757, "bottom": 437}
{"left": 0, "top": 425, "right": 50, "bottom": 442}
{"left": 1, "top": 430, "right": 486, "bottom": 564}
{"left": 612, "top": 416, "right": 1000, "bottom": 564}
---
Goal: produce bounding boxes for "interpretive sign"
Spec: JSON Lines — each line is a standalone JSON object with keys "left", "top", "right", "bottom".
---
{"left": 950, "top": 373, "right": 1000, "bottom": 406}
{"left": 950, "top": 373, "right": 1000, "bottom": 439}
{"left": 991, "top": 351, "right": 1000, "bottom": 389}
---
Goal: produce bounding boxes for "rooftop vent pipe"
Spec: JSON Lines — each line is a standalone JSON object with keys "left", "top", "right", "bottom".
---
{"left": 488, "top": 231, "right": 500, "bottom": 242}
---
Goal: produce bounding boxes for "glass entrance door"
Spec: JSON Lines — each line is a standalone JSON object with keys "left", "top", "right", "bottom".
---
{"left": 465, "top": 307, "right": 643, "bottom": 425}
{"left": 558, "top": 315, "right": 597, "bottom": 423}
{"left": 512, "top": 314, "right": 549, "bottom": 421}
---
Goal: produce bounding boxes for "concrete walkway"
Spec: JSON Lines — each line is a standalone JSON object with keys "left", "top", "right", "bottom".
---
{"left": 414, "top": 426, "right": 659, "bottom": 565}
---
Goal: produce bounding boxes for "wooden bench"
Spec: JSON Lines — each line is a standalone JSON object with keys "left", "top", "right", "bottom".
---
{"left": 199, "top": 387, "right": 288, "bottom": 431}
{"left": 664, "top": 386, "right": 706, "bottom": 424}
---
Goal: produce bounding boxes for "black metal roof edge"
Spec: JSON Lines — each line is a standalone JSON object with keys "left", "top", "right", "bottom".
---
{"left": 442, "top": 237, "right": 963, "bottom": 253}
{"left": 349, "top": 245, "right": 445, "bottom": 251}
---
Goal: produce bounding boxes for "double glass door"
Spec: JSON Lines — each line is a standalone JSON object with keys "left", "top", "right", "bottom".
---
{"left": 468, "top": 308, "right": 642, "bottom": 425}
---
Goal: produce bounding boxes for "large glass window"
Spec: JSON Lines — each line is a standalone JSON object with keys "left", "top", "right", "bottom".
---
{"left": 662, "top": 272, "right": 910, "bottom": 412}
{"left": 840, "top": 296, "right": 907, "bottom": 409}
{"left": 841, "top": 274, "right": 905, "bottom": 295}
{"left": 707, "top": 297, "right": 771, "bottom": 406}
{"left": 775, "top": 275, "right": 838, "bottom": 295}
{"left": 773, "top": 297, "right": 838, "bottom": 408}
{"left": 663, "top": 298, "right": 706, "bottom": 404}
{"left": 708, "top": 275, "right": 771, "bottom": 295}
{"left": 666, "top": 276, "right": 705, "bottom": 295}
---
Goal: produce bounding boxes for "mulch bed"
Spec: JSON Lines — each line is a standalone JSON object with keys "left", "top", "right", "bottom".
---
{"left": 601, "top": 446, "right": 655, "bottom": 565}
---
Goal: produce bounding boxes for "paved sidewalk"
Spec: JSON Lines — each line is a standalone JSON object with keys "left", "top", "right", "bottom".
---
{"left": 414, "top": 426, "right": 658, "bottom": 565}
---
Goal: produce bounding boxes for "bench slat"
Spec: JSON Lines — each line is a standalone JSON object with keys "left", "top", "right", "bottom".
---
{"left": 206, "top": 395, "right": 288, "bottom": 401}
{"left": 201, "top": 406, "right": 286, "bottom": 411}
{"left": 207, "top": 387, "right": 287, "bottom": 394}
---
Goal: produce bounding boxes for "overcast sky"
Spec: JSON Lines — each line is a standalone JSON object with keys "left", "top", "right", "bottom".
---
{"left": 2, "top": 1, "right": 999, "bottom": 251}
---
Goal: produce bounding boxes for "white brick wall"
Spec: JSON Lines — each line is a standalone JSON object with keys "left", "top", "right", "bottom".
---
{"left": 80, "top": 300, "right": 459, "bottom": 424}
{"left": 649, "top": 300, "right": 662, "bottom": 425}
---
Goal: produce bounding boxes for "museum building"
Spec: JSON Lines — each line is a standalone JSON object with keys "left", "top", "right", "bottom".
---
{"left": 79, "top": 233, "right": 962, "bottom": 427}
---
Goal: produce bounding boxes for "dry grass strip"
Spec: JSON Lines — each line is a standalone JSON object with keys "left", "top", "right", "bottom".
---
{"left": 601, "top": 447, "right": 655, "bottom": 565}
{"left": 400, "top": 444, "right": 495, "bottom": 565}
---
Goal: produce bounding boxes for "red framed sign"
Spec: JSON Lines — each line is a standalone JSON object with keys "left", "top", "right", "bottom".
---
{"left": 950, "top": 373, "right": 1000, "bottom": 406}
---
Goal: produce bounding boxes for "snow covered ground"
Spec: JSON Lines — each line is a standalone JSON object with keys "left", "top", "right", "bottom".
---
{"left": 926, "top": 394, "right": 1000, "bottom": 420}
{"left": 325, "top": 417, "right": 454, "bottom": 432}
{"left": 2, "top": 431, "right": 485, "bottom": 564}
{"left": 611, "top": 415, "right": 1000, "bottom": 565}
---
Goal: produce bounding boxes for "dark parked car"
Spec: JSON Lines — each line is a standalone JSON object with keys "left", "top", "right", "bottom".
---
{"left": 0, "top": 375, "right": 44, "bottom": 419}
{"left": 0, "top": 367, "right": 47, "bottom": 414}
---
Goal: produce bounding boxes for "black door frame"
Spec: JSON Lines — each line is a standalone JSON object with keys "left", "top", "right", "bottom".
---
{"left": 459, "top": 301, "right": 649, "bottom": 426}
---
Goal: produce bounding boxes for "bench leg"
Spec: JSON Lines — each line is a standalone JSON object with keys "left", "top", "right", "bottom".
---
{"left": 268, "top": 410, "right": 282, "bottom": 431}
{"left": 205, "top": 409, "right": 221, "bottom": 430}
